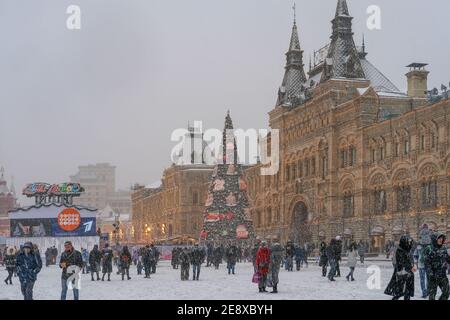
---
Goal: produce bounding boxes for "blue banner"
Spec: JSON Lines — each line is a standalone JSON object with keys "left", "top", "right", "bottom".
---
{"left": 51, "top": 217, "right": 97, "bottom": 237}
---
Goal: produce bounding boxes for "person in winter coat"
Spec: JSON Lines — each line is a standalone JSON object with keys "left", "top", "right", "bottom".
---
{"left": 142, "top": 245, "right": 155, "bottom": 278}
{"left": 119, "top": 246, "right": 132, "bottom": 281}
{"left": 171, "top": 247, "right": 179, "bottom": 269}
{"left": 190, "top": 244, "right": 205, "bottom": 280}
{"left": 326, "top": 238, "right": 339, "bottom": 281}
{"left": 334, "top": 236, "right": 342, "bottom": 277}
{"left": 44, "top": 248, "right": 51, "bottom": 267}
{"left": 357, "top": 241, "right": 366, "bottom": 264}
{"left": 4, "top": 247, "right": 16, "bottom": 285}
{"left": 384, "top": 235, "right": 415, "bottom": 300}
{"left": 294, "top": 245, "right": 303, "bottom": 271}
{"left": 225, "top": 244, "right": 238, "bottom": 275}
{"left": 319, "top": 240, "right": 328, "bottom": 277}
{"left": 424, "top": 232, "right": 450, "bottom": 300}
{"left": 206, "top": 243, "right": 214, "bottom": 267}
{"left": 101, "top": 243, "right": 114, "bottom": 281}
{"left": 137, "top": 254, "right": 143, "bottom": 275}
{"left": 150, "top": 244, "right": 159, "bottom": 274}
{"left": 16, "top": 242, "right": 41, "bottom": 300}
{"left": 346, "top": 247, "right": 357, "bottom": 281}
{"left": 213, "top": 246, "right": 222, "bottom": 270}
{"left": 89, "top": 245, "right": 102, "bottom": 281}
{"left": 269, "top": 242, "right": 283, "bottom": 293}
{"left": 251, "top": 243, "right": 259, "bottom": 271}
{"left": 81, "top": 248, "right": 89, "bottom": 274}
{"left": 59, "top": 241, "right": 83, "bottom": 300}
{"left": 179, "top": 247, "right": 191, "bottom": 281}
{"left": 256, "top": 241, "right": 270, "bottom": 292}
{"left": 284, "top": 241, "right": 295, "bottom": 272}
{"left": 413, "top": 243, "right": 428, "bottom": 298}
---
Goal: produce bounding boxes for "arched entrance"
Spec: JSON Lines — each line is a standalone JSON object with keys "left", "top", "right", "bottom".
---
{"left": 290, "top": 202, "right": 312, "bottom": 244}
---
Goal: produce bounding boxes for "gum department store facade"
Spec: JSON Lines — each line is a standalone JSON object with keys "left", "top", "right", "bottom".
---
{"left": 132, "top": 0, "right": 450, "bottom": 252}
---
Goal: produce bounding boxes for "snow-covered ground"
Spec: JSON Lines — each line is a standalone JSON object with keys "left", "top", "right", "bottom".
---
{"left": 0, "top": 260, "right": 442, "bottom": 300}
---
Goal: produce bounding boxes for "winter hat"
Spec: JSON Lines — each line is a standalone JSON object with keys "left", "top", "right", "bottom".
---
{"left": 23, "top": 242, "right": 33, "bottom": 249}
{"left": 335, "top": 236, "right": 341, "bottom": 241}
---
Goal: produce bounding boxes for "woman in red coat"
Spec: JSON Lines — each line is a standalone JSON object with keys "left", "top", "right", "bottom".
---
{"left": 256, "top": 241, "right": 271, "bottom": 292}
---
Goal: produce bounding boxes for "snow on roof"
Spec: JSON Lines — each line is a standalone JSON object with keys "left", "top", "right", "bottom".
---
{"left": 145, "top": 180, "right": 162, "bottom": 189}
{"left": 360, "top": 58, "right": 403, "bottom": 94}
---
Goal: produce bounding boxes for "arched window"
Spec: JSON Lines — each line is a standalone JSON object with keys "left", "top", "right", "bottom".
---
{"left": 343, "top": 192, "right": 354, "bottom": 217}
{"left": 396, "top": 186, "right": 411, "bottom": 212}
{"left": 373, "top": 189, "right": 387, "bottom": 215}
{"left": 422, "top": 180, "right": 438, "bottom": 209}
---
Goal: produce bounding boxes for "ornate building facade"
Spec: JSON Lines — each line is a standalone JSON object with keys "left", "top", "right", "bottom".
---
{"left": 131, "top": 164, "right": 212, "bottom": 244}
{"left": 244, "top": 0, "right": 450, "bottom": 252}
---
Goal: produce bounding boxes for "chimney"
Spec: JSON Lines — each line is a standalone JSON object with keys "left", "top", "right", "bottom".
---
{"left": 406, "top": 63, "right": 429, "bottom": 98}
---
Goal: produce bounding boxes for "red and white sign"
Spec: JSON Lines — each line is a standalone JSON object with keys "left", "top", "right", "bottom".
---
{"left": 236, "top": 225, "right": 249, "bottom": 239}
{"left": 57, "top": 208, "right": 81, "bottom": 231}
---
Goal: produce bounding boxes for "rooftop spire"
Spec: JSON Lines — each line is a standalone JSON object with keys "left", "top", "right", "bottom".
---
{"left": 321, "top": 0, "right": 365, "bottom": 82}
{"left": 277, "top": 12, "right": 307, "bottom": 107}
{"left": 335, "top": 0, "right": 350, "bottom": 17}
{"left": 293, "top": 2, "right": 297, "bottom": 25}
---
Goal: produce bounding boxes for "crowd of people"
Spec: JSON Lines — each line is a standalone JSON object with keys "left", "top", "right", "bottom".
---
{"left": 1, "top": 225, "right": 449, "bottom": 300}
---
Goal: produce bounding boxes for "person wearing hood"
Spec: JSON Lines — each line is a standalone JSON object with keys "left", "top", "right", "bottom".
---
{"left": 256, "top": 241, "right": 270, "bottom": 292}
{"left": 89, "top": 245, "right": 102, "bottom": 281}
{"left": 15, "top": 242, "right": 41, "bottom": 300}
{"left": 384, "top": 235, "right": 416, "bottom": 300}
{"left": 59, "top": 241, "right": 83, "bottom": 300}
{"left": 424, "top": 232, "right": 450, "bottom": 300}
{"left": 4, "top": 247, "right": 16, "bottom": 285}
{"left": 269, "top": 241, "right": 283, "bottom": 293}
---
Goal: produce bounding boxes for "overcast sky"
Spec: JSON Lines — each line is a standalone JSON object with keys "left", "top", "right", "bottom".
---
{"left": 1, "top": 0, "right": 449, "bottom": 204}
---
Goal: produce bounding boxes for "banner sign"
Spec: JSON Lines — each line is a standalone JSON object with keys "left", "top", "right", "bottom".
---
{"left": 10, "top": 207, "right": 96, "bottom": 237}
{"left": 23, "top": 183, "right": 84, "bottom": 197}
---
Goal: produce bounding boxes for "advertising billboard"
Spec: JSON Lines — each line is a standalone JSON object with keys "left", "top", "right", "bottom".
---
{"left": 9, "top": 205, "right": 97, "bottom": 238}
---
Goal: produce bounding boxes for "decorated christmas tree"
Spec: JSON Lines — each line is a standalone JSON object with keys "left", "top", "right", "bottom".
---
{"left": 200, "top": 112, "right": 255, "bottom": 244}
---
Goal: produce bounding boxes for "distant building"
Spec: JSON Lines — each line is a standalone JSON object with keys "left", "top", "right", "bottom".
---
{"left": 0, "top": 167, "right": 18, "bottom": 237}
{"left": 70, "top": 163, "right": 131, "bottom": 233}
{"left": 97, "top": 205, "right": 133, "bottom": 243}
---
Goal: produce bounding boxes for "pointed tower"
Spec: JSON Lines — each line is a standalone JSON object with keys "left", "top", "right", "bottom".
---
{"left": 277, "top": 17, "right": 307, "bottom": 106}
{"left": 200, "top": 112, "right": 255, "bottom": 244}
{"left": 321, "top": 0, "right": 365, "bottom": 82}
{"left": 0, "top": 167, "right": 9, "bottom": 195}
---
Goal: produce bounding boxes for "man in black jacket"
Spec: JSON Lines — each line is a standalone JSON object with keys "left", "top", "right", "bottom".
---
{"left": 190, "top": 244, "right": 205, "bottom": 280}
{"left": 89, "top": 245, "right": 102, "bottom": 281}
{"left": 424, "top": 232, "right": 450, "bottom": 300}
{"left": 284, "top": 241, "right": 295, "bottom": 272}
{"left": 101, "top": 243, "right": 113, "bottom": 281}
{"left": 59, "top": 241, "right": 83, "bottom": 300}
{"left": 142, "top": 245, "right": 155, "bottom": 278}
